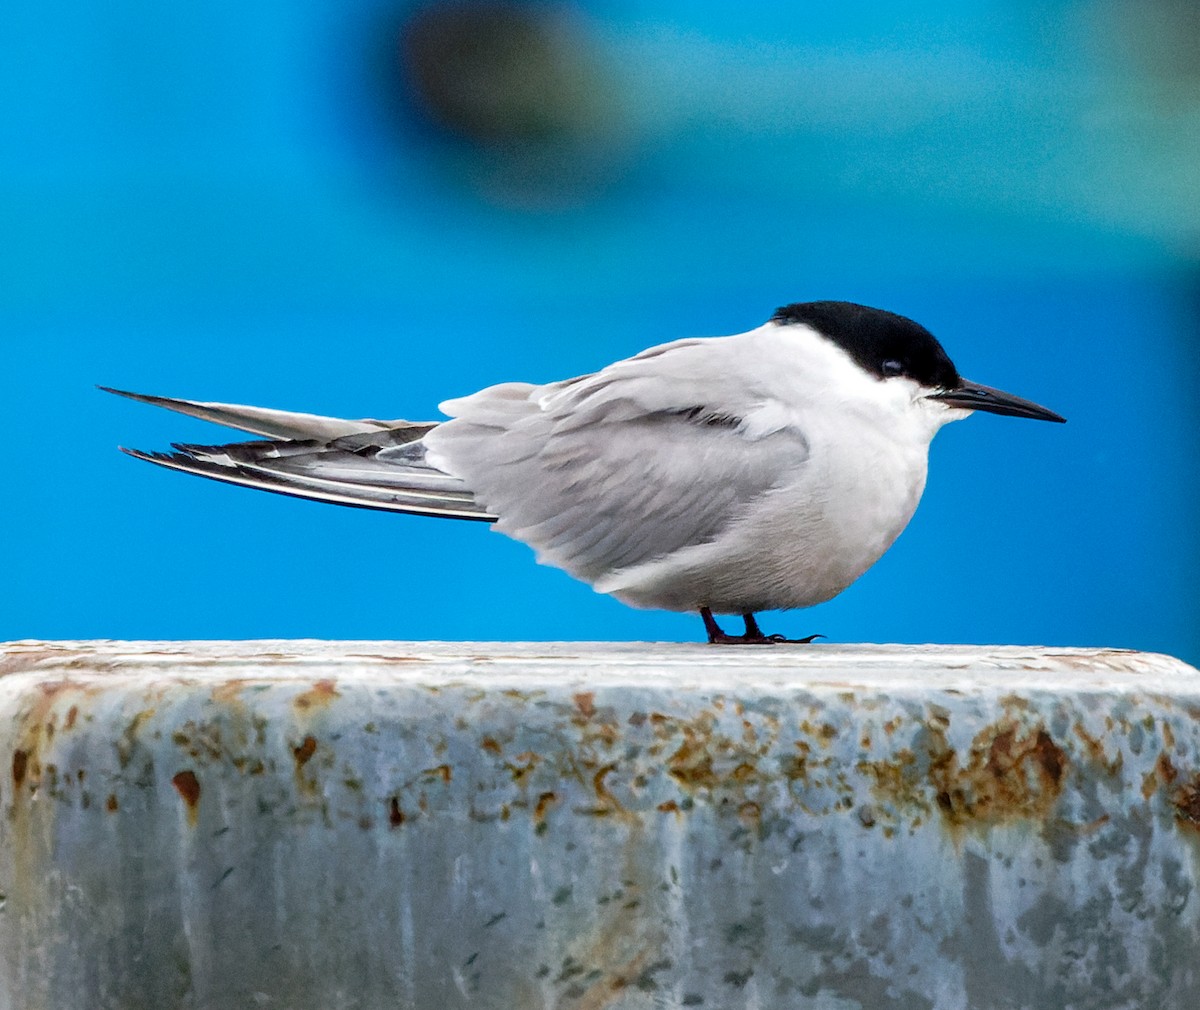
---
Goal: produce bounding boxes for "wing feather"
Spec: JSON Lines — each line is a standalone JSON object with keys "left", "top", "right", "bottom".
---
{"left": 101, "top": 387, "right": 428, "bottom": 442}
{"left": 425, "top": 333, "right": 810, "bottom": 581}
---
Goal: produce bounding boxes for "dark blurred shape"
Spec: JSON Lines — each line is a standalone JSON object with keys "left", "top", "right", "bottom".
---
{"left": 1102, "top": 0, "right": 1200, "bottom": 265}
{"left": 1108, "top": 0, "right": 1200, "bottom": 82}
{"left": 397, "top": 1, "right": 628, "bottom": 205}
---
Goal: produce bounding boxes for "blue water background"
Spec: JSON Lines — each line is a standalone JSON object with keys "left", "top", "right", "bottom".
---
{"left": 3, "top": 1, "right": 1198, "bottom": 660}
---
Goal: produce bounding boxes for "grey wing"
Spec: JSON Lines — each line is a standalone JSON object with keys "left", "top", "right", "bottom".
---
{"left": 424, "top": 360, "right": 810, "bottom": 583}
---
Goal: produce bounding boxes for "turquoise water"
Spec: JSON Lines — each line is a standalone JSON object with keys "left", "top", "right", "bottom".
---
{"left": 3, "top": 2, "right": 1197, "bottom": 658}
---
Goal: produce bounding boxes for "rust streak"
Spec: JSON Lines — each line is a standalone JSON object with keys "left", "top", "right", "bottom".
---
{"left": 171, "top": 770, "right": 201, "bottom": 825}
{"left": 534, "top": 790, "right": 559, "bottom": 829}
{"left": 293, "top": 679, "right": 341, "bottom": 711}
{"left": 573, "top": 692, "right": 596, "bottom": 720}
{"left": 12, "top": 749, "right": 28, "bottom": 788}
{"left": 591, "top": 763, "right": 626, "bottom": 817}
{"left": 292, "top": 735, "right": 318, "bottom": 767}
{"left": 423, "top": 763, "right": 452, "bottom": 784}
{"left": 1171, "top": 773, "right": 1200, "bottom": 831}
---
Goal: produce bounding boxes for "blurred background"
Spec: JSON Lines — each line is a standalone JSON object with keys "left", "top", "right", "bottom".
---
{"left": 2, "top": 0, "right": 1198, "bottom": 659}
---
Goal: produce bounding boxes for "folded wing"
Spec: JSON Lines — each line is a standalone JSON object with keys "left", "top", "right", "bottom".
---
{"left": 425, "top": 335, "right": 811, "bottom": 582}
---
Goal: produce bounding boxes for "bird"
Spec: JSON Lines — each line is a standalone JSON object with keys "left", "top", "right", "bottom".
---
{"left": 104, "top": 300, "right": 1064, "bottom": 644}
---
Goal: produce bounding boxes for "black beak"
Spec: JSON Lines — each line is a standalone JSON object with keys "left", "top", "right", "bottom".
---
{"left": 927, "top": 379, "right": 1066, "bottom": 423}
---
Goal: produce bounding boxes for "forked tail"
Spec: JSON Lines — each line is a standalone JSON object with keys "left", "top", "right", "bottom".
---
{"left": 103, "top": 388, "right": 496, "bottom": 521}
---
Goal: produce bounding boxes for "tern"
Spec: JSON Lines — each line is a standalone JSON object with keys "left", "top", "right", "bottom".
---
{"left": 105, "top": 301, "right": 1064, "bottom": 643}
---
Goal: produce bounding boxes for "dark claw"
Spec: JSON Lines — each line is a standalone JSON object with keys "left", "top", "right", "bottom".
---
{"left": 700, "top": 607, "right": 824, "bottom": 645}
{"left": 708, "top": 631, "right": 780, "bottom": 646}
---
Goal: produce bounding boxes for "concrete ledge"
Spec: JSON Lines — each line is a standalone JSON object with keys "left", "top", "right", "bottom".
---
{"left": 2, "top": 640, "right": 1198, "bottom": 1009}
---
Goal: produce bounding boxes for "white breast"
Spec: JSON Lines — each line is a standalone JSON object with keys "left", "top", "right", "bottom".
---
{"left": 597, "top": 414, "right": 930, "bottom": 614}
{"left": 590, "top": 324, "right": 946, "bottom": 614}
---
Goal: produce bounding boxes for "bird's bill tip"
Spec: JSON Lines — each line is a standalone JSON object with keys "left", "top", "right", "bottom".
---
{"left": 927, "top": 380, "right": 1066, "bottom": 423}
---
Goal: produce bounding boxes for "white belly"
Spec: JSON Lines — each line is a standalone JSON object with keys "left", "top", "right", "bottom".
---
{"left": 601, "top": 431, "right": 929, "bottom": 614}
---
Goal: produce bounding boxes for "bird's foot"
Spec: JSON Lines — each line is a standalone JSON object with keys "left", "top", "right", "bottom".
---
{"left": 700, "top": 608, "right": 823, "bottom": 645}
{"left": 706, "top": 629, "right": 780, "bottom": 646}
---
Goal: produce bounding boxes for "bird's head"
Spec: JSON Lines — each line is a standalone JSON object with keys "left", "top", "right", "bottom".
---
{"left": 772, "top": 300, "right": 1066, "bottom": 427}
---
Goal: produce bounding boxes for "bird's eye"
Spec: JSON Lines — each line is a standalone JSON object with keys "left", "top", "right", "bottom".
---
{"left": 881, "top": 359, "right": 905, "bottom": 377}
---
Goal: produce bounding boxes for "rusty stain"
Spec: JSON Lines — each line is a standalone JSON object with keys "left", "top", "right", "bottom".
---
{"left": 1171, "top": 773, "right": 1200, "bottom": 831}
{"left": 534, "top": 790, "right": 559, "bottom": 828}
{"left": 657, "top": 800, "right": 680, "bottom": 814}
{"left": 12, "top": 750, "right": 28, "bottom": 788}
{"left": 342, "top": 653, "right": 421, "bottom": 664}
{"left": 738, "top": 801, "right": 762, "bottom": 825}
{"left": 781, "top": 752, "right": 809, "bottom": 782}
{"left": 667, "top": 734, "right": 716, "bottom": 790}
{"left": 0, "top": 648, "right": 73, "bottom": 678}
{"left": 741, "top": 720, "right": 757, "bottom": 746}
{"left": 1164, "top": 721, "right": 1176, "bottom": 751}
{"left": 588, "top": 764, "right": 626, "bottom": 818}
{"left": 935, "top": 724, "right": 1066, "bottom": 827}
{"left": 481, "top": 736, "right": 503, "bottom": 755}
{"left": 573, "top": 692, "right": 596, "bottom": 720}
{"left": 64, "top": 705, "right": 78, "bottom": 730}
{"left": 423, "top": 764, "right": 452, "bottom": 784}
{"left": 292, "top": 735, "right": 318, "bottom": 768}
{"left": 293, "top": 679, "right": 340, "bottom": 711}
{"left": 171, "top": 770, "right": 201, "bottom": 824}
{"left": 388, "top": 796, "right": 405, "bottom": 827}
{"left": 116, "top": 709, "right": 156, "bottom": 768}
{"left": 105, "top": 794, "right": 119, "bottom": 813}
{"left": 864, "top": 719, "right": 1068, "bottom": 829}
{"left": 1142, "top": 748, "right": 1187, "bottom": 801}
{"left": 999, "top": 694, "right": 1033, "bottom": 711}
{"left": 206, "top": 681, "right": 244, "bottom": 706}
{"left": 731, "top": 762, "right": 757, "bottom": 782}
{"left": 505, "top": 752, "right": 541, "bottom": 784}
{"left": 172, "top": 721, "right": 224, "bottom": 763}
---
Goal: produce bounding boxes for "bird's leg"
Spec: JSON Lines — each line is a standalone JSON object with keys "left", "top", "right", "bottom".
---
{"left": 742, "top": 613, "right": 767, "bottom": 639}
{"left": 701, "top": 607, "right": 746, "bottom": 644}
{"left": 745, "top": 613, "right": 823, "bottom": 643}
{"left": 701, "top": 608, "right": 811, "bottom": 645}
{"left": 701, "top": 608, "right": 823, "bottom": 645}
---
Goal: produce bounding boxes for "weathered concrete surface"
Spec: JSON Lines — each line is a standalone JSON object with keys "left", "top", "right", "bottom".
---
{"left": 1, "top": 640, "right": 1199, "bottom": 1010}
